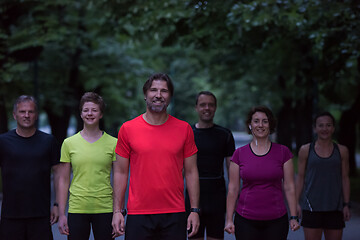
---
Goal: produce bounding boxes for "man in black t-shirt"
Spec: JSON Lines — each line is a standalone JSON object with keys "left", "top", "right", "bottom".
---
{"left": 0, "top": 95, "right": 60, "bottom": 240}
{"left": 186, "top": 91, "right": 235, "bottom": 240}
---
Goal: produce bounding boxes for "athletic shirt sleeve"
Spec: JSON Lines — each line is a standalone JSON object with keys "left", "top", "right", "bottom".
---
{"left": 60, "top": 138, "right": 71, "bottom": 163}
{"left": 184, "top": 123, "right": 198, "bottom": 158}
{"left": 115, "top": 122, "right": 130, "bottom": 158}
{"left": 281, "top": 144, "right": 293, "bottom": 163}
{"left": 231, "top": 145, "right": 243, "bottom": 165}
{"left": 111, "top": 137, "right": 117, "bottom": 162}
{"left": 226, "top": 131, "right": 236, "bottom": 157}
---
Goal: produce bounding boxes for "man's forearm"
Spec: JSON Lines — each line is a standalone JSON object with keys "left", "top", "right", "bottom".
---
{"left": 113, "top": 173, "right": 128, "bottom": 211}
{"left": 185, "top": 171, "right": 200, "bottom": 208}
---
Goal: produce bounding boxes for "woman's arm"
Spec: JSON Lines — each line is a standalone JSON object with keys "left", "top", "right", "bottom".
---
{"left": 224, "top": 161, "right": 240, "bottom": 234}
{"left": 284, "top": 158, "right": 300, "bottom": 231}
{"left": 295, "top": 143, "right": 310, "bottom": 216}
{"left": 339, "top": 144, "right": 351, "bottom": 221}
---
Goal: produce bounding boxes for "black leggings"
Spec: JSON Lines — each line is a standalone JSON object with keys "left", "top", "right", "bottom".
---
{"left": 234, "top": 213, "right": 289, "bottom": 240}
{"left": 68, "top": 212, "right": 113, "bottom": 240}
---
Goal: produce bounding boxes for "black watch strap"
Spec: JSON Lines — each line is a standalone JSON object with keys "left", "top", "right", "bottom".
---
{"left": 114, "top": 208, "right": 127, "bottom": 216}
{"left": 190, "top": 208, "right": 201, "bottom": 214}
{"left": 289, "top": 216, "right": 299, "bottom": 222}
{"left": 121, "top": 209, "right": 127, "bottom": 216}
{"left": 343, "top": 202, "right": 351, "bottom": 208}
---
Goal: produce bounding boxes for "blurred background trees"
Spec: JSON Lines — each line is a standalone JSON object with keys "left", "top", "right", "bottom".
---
{"left": 1, "top": 0, "right": 359, "bottom": 175}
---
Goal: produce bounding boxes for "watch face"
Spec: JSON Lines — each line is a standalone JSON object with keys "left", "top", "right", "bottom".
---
{"left": 121, "top": 209, "right": 127, "bottom": 216}
{"left": 190, "top": 208, "right": 201, "bottom": 213}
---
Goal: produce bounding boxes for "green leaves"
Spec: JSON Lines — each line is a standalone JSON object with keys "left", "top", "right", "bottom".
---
{"left": 1, "top": 0, "right": 359, "bottom": 140}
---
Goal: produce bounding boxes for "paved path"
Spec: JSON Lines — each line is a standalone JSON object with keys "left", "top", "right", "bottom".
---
{"left": 51, "top": 209, "right": 360, "bottom": 240}
{"left": 50, "top": 196, "right": 360, "bottom": 240}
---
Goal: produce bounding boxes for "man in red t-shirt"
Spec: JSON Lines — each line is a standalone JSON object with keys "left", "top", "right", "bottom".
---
{"left": 112, "top": 73, "right": 200, "bottom": 240}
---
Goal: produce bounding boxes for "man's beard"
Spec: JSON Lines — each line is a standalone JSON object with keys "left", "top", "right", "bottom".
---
{"left": 146, "top": 99, "right": 169, "bottom": 113}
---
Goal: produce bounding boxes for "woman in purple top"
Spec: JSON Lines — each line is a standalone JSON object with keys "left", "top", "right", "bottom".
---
{"left": 225, "top": 106, "right": 300, "bottom": 240}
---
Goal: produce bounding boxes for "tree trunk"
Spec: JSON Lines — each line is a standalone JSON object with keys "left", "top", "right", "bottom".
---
{"left": 277, "top": 99, "right": 294, "bottom": 151}
{"left": 338, "top": 59, "right": 360, "bottom": 177}
{"left": 338, "top": 109, "right": 358, "bottom": 177}
{"left": 45, "top": 107, "right": 71, "bottom": 144}
{"left": 44, "top": 47, "right": 84, "bottom": 143}
{"left": 338, "top": 85, "right": 360, "bottom": 177}
{"left": 276, "top": 75, "right": 294, "bottom": 150}
{"left": 294, "top": 97, "right": 313, "bottom": 153}
{"left": 0, "top": 94, "right": 8, "bottom": 134}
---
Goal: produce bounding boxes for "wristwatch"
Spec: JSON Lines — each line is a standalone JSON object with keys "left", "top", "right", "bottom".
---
{"left": 114, "top": 208, "right": 127, "bottom": 216}
{"left": 289, "top": 216, "right": 299, "bottom": 222}
{"left": 120, "top": 208, "right": 127, "bottom": 216}
{"left": 343, "top": 202, "right": 351, "bottom": 208}
{"left": 190, "top": 208, "right": 201, "bottom": 214}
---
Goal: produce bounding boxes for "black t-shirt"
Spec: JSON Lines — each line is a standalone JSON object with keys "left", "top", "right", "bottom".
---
{"left": 0, "top": 129, "right": 60, "bottom": 218}
{"left": 185, "top": 124, "right": 235, "bottom": 212}
{"left": 192, "top": 124, "right": 235, "bottom": 180}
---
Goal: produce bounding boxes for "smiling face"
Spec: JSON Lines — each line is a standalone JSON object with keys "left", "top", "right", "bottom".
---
{"left": 13, "top": 101, "right": 38, "bottom": 130}
{"left": 314, "top": 115, "right": 335, "bottom": 140}
{"left": 195, "top": 94, "right": 216, "bottom": 123}
{"left": 81, "top": 102, "right": 103, "bottom": 126}
{"left": 249, "top": 111, "right": 270, "bottom": 138}
{"left": 145, "top": 80, "right": 171, "bottom": 113}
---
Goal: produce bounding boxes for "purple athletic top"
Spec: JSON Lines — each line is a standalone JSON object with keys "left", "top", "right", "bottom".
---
{"left": 232, "top": 143, "right": 293, "bottom": 220}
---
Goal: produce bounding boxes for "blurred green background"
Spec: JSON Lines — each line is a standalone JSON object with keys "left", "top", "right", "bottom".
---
{"left": 1, "top": 0, "right": 359, "bottom": 179}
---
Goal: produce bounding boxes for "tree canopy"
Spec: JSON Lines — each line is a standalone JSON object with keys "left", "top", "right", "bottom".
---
{"left": 1, "top": 0, "right": 359, "bottom": 174}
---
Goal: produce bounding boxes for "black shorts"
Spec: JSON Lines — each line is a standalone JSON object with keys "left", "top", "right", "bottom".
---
{"left": 234, "top": 213, "right": 289, "bottom": 240}
{"left": 301, "top": 210, "right": 345, "bottom": 229}
{"left": 125, "top": 212, "right": 187, "bottom": 240}
{"left": 189, "top": 210, "right": 225, "bottom": 239}
{"left": 0, "top": 217, "right": 53, "bottom": 240}
{"left": 185, "top": 178, "right": 226, "bottom": 239}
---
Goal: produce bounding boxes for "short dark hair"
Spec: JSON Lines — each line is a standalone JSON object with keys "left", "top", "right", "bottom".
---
{"left": 245, "top": 105, "right": 276, "bottom": 134}
{"left": 142, "top": 73, "right": 174, "bottom": 97}
{"left": 79, "top": 92, "right": 105, "bottom": 113}
{"left": 13, "top": 95, "right": 38, "bottom": 113}
{"left": 314, "top": 111, "right": 335, "bottom": 126}
{"left": 195, "top": 91, "right": 217, "bottom": 106}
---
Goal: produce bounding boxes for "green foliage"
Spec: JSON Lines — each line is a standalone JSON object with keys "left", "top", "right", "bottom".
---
{"left": 1, "top": 0, "right": 151, "bottom": 136}
{"left": 0, "top": 0, "right": 359, "bottom": 141}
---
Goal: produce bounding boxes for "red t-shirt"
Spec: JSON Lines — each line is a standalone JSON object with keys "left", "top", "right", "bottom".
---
{"left": 115, "top": 114, "right": 198, "bottom": 215}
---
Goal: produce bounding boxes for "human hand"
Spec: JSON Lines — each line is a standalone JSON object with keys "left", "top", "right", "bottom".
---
{"left": 224, "top": 221, "right": 235, "bottom": 234}
{"left": 58, "top": 215, "right": 69, "bottom": 235}
{"left": 50, "top": 206, "right": 59, "bottom": 225}
{"left": 187, "top": 212, "right": 200, "bottom": 237}
{"left": 289, "top": 219, "right": 300, "bottom": 231}
{"left": 112, "top": 212, "right": 125, "bottom": 238}
{"left": 343, "top": 206, "right": 351, "bottom": 221}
